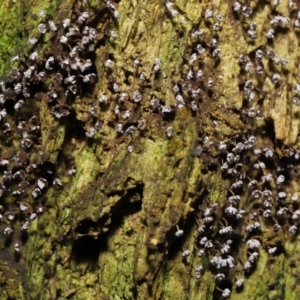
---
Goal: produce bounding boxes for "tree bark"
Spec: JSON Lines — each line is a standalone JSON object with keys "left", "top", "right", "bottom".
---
{"left": 0, "top": 0, "right": 300, "bottom": 299}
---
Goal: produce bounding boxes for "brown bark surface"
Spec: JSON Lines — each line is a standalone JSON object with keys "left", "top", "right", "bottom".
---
{"left": 0, "top": 1, "right": 300, "bottom": 299}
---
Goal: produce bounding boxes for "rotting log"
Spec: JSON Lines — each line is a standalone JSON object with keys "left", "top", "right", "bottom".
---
{"left": 0, "top": 0, "right": 300, "bottom": 300}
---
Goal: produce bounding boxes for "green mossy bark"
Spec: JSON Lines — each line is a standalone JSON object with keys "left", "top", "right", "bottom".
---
{"left": 0, "top": 0, "right": 300, "bottom": 299}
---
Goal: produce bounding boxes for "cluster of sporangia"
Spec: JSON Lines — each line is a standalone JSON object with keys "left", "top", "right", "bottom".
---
{"left": 173, "top": 0, "right": 300, "bottom": 298}
{"left": 0, "top": 2, "right": 122, "bottom": 253}
{"left": 184, "top": 137, "right": 299, "bottom": 297}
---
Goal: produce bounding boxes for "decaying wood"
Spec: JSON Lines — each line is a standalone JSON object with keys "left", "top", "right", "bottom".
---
{"left": 1, "top": 1, "right": 300, "bottom": 299}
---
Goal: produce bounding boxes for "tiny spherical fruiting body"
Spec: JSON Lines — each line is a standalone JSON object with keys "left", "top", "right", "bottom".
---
{"left": 14, "top": 83, "right": 22, "bottom": 94}
{"left": 127, "top": 145, "right": 134, "bottom": 153}
{"left": 248, "top": 252, "right": 259, "bottom": 263}
{"left": 10, "top": 55, "right": 19, "bottom": 63}
{"left": 204, "top": 240, "right": 213, "bottom": 249}
{"left": 113, "top": 83, "right": 119, "bottom": 93}
{"left": 244, "top": 261, "right": 252, "bottom": 271}
{"left": 14, "top": 100, "right": 24, "bottom": 111}
{"left": 132, "top": 91, "right": 142, "bottom": 102}
{"left": 99, "top": 95, "right": 107, "bottom": 103}
{"left": 222, "top": 288, "right": 231, "bottom": 298}
{"left": 161, "top": 105, "right": 172, "bottom": 114}
{"left": 221, "top": 244, "right": 231, "bottom": 254}
{"left": 212, "top": 49, "right": 220, "bottom": 58}
{"left": 182, "top": 250, "right": 191, "bottom": 257}
{"left": 175, "top": 225, "right": 184, "bottom": 237}
{"left": 199, "top": 236, "right": 208, "bottom": 245}
{"left": 233, "top": 2, "right": 242, "bottom": 11}
{"left": 189, "top": 53, "right": 197, "bottom": 65}
{"left": 276, "top": 191, "right": 287, "bottom": 202}
{"left": 48, "top": 20, "right": 57, "bottom": 31}
{"left": 19, "top": 203, "right": 28, "bottom": 212}
{"left": 204, "top": 9, "right": 213, "bottom": 19}
{"left": 30, "top": 213, "right": 37, "bottom": 221}
{"left": 153, "top": 58, "right": 161, "bottom": 72}
{"left": 273, "top": 224, "right": 282, "bottom": 231}
{"left": 115, "top": 123, "right": 123, "bottom": 134}
{"left": 186, "top": 68, "right": 194, "bottom": 80}
{"left": 139, "top": 72, "right": 146, "bottom": 80}
{"left": 32, "top": 188, "right": 41, "bottom": 198}
{"left": 38, "top": 23, "right": 47, "bottom": 34}
{"left": 289, "top": 225, "right": 297, "bottom": 234}
{"left": 235, "top": 278, "right": 244, "bottom": 287}
{"left": 198, "top": 225, "right": 205, "bottom": 233}
{"left": 14, "top": 242, "right": 21, "bottom": 252}
{"left": 113, "top": 10, "right": 120, "bottom": 19}
{"left": 5, "top": 212, "right": 15, "bottom": 221}
{"left": 133, "top": 59, "right": 140, "bottom": 68}
{"left": 60, "top": 35, "right": 68, "bottom": 44}
{"left": 77, "top": 11, "right": 89, "bottom": 24}
{"left": 246, "top": 238, "right": 261, "bottom": 249}
{"left": 193, "top": 146, "right": 202, "bottom": 157}
{"left": 228, "top": 195, "right": 240, "bottom": 206}
{"left": 261, "top": 174, "right": 273, "bottom": 183}
{"left": 175, "top": 94, "right": 185, "bottom": 109}
{"left": 53, "top": 178, "right": 63, "bottom": 190}
{"left": 62, "top": 18, "right": 71, "bottom": 28}
{"left": 219, "top": 226, "right": 234, "bottom": 235}
{"left": 36, "top": 178, "right": 48, "bottom": 190}
{"left": 105, "top": 59, "right": 113, "bottom": 68}
{"left": 0, "top": 109, "right": 7, "bottom": 121}
{"left": 190, "top": 101, "right": 198, "bottom": 111}
{"left": 37, "top": 205, "right": 46, "bottom": 214}
{"left": 215, "top": 273, "right": 226, "bottom": 282}
{"left": 195, "top": 265, "right": 203, "bottom": 279}
{"left": 122, "top": 110, "right": 130, "bottom": 119}
{"left": 213, "top": 23, "right": 221, "bottom": 31}
{"left": 263, "top": 209, "right": 272, "bottom": 218}
{"left": 29, "top": 37, "right": 38, "bottom": 45}
{"left": 29, "top": 51, "right": 38, "bottom": 61}
{"left": 166, "top": 126, "right": 173, "bottom": 138}
{"left": 21, "top": 221, "right": 30, "bottom": 231}
{"left": 268, "top": 247, "right": 277, "bottom": 254}
{"left": 125, "top": 126, "right": 137, "bottom": 135}
{"left": 255, "top": 49, "right": 263, "bottom": 60}
{"left": 197, "top": 44, "right": 205, "bottom": 55}
{"left": 276, "top": 175, "right": 285, "bottom": 184}
{"left": 207, "top": 78, "right": 214, "bottom": 88}
{"left": 204, "top": 216, "right": 214, "bottom": 224}
{"left": 110, "top": 30, "right": 118, "bottom": 39}
{"left": 4, "top": 226, "right": 13, "bottom": 236}
{"left": 85, "top": 127, "right": 96, "bottom": 138}
{"left": 231, "top": 180, "right": 243, "bottom": 189}
{"left": 251, "top": 190, "right": 262, "bottom": 199}
{"left": 248, "top": 180, "right": 257, "bottom": 189}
